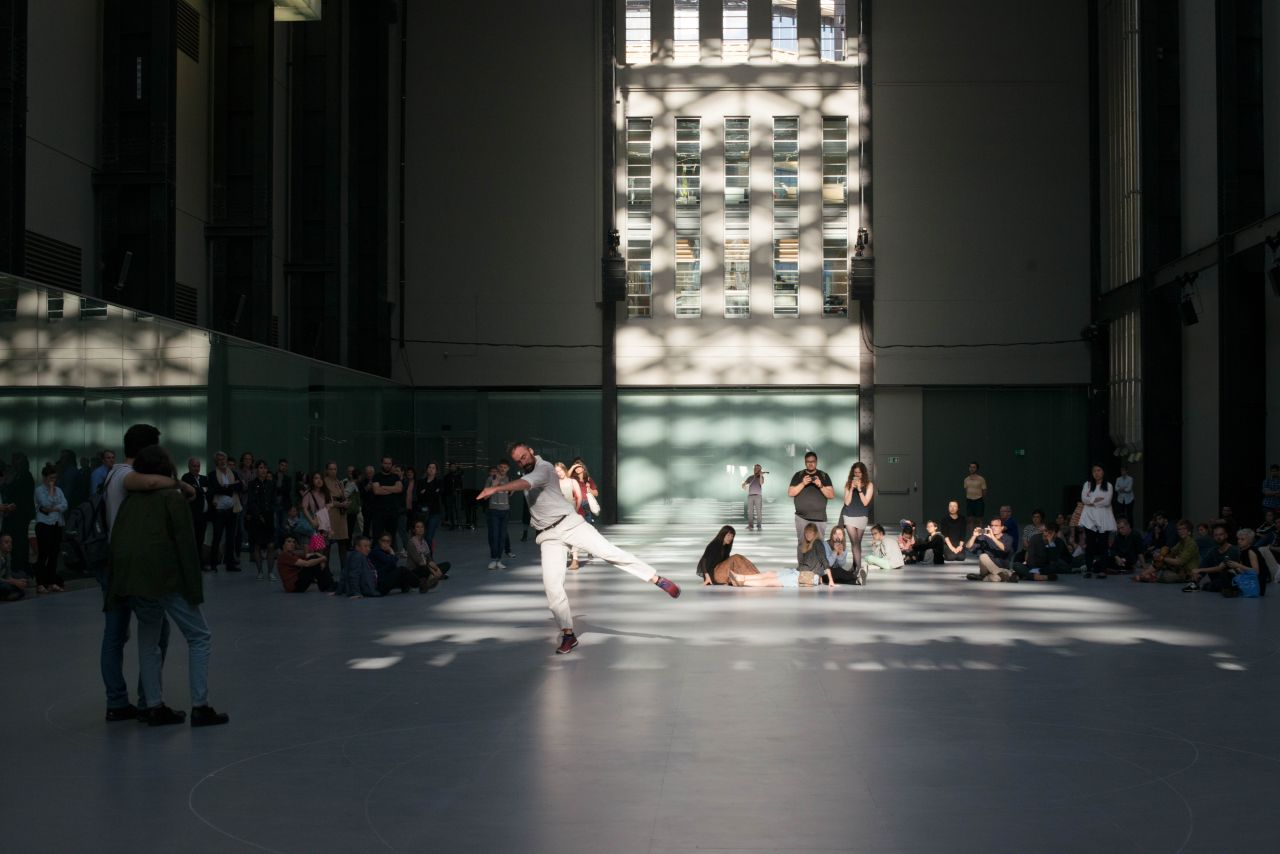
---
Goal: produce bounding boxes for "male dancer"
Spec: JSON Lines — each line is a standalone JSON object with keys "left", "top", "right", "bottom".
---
{"left": 476, "top": 441, "right": 680, "bottom": 654}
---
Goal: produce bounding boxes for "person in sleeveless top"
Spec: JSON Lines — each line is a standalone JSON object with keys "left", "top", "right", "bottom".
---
{"left": 841, "top": 461, "right": 874, "bottom": 572}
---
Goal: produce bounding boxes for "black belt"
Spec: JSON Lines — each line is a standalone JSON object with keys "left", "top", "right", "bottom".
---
{"left": 533, "top": 515, "right": 570, "bottom": 536}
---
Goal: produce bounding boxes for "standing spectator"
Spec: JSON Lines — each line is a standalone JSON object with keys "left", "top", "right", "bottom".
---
{"left": 416, "top": 462, "right": 446, "bottom": 554}
{"left": 1262, "top": 464, "right": 1280, "bottom": 522}
{"left": 109, "top": 444, "right": 228, "bottom": 728}
{"left": 207, "top": 451, "right": 243, "bottom": 572}
{"left": 840, "top": 461, "right": 873, "bottom": 570}
{"left": 2, "top": 453, "right": 35, "bottom": 577}
{"left": 497, "top": 461, "right": 516, "bottom": 558}
{"left": 862, "top": 524, "right": 904, "bottom": 573}
{"left": 443, "top": 463, "right": 464, "bottom": 530}
{"left": 962, "top": 462, "right": 988, "bottom": 528}
{"left": 1079, "top": 465, "right": 1117, "bottom": 566}
{"left": 359, "top": 465, "right": 377, "bottom": 538}
{"left": 0, "top": 533, "right": 28, "bottom": 601}
{"left": 33, "top": 463, "right": 68, "bottom": 593}
{"left": 323, "top": 462, "right": 351, "bottom": 563}
{"left": 181, "top": 457, "right": 211, "bottom": 569}
{"left": 367, "top": 456, "right": 403, "bottom": 543}
{"left": 341, "top": 465, "right": 361, "bottom": 548}
{"left": 568, "top": 461, "right": 599, "bottom": 526}
{"left": 485, "top": 464, "right": 510, "bottom": 570}
{"left": 273, "top": 459, "right": 294, "bottom": 538}
{"left": 907, "top": 520, "right": 946, "bottom": 565}
{"left": 965, "top": 518, "right": 1014, "bottom": 582}
{"left": 301, "top": 471, "right": 332, "bottom": 541}
{"left": 0, "top": 473, "right": 15, "bottom": 566}
{"left": 234, "top": 452, "right": 255, "bottom": 558}
{"left": 939, "top": 500, "right": 967, "bottom": 562}
{"left": 787, "top": 451, "right": 835, "bottom": 543}
{"left": 56, "top": 449, "right": 85, "bottom": 509}
{"left": 90, "top": 449, "right": 116, "bottom": 495}
{"left": 244, "top": 461, "right": 277, "bottom": 580}
{"left": 276, "top": 535, "right": 334, "bottom": 593}
{"left": 1113, "top": 465, "right": 1135, "bottom": 522}
{"left": 397, "top": 465, "right": 416, "bottom": 552}
{"left": 742, "top": 464, "right": 765, "bottom": 531}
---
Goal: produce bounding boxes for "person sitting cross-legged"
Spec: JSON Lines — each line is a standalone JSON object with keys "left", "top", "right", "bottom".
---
{"left": 939, "top": 501, "right": 968, "bottom": 562}
{"left": 1011, "top": 522, "right": 1070, "bottom": 581}
{"left": 406, "top": 519, "right": 450, "bottom": 585}
{"left": 965, "top": 518, "right": 1015, "bottom": 582}
{"left": 862, "top": 524, "right": 905, "bottom": 572}
{"left": 1183, "top": 523, "right": 1240, "bottom": 593}
{"left": 1090, "top": 516, "right": 1145, "bottom": 576}
{"left": 370, "top": 533, "right": 432, "bottom": 595}
{"left": 335, "top": 535, "right": 379, "bottom": 598}
{"left": 276, "top": 535, "right": 335, "bottom": 593}
{"left": 0, "top": 533, "right": 29, "bottom": 601}
{"left": 907, "top": 520, "right": 946, "bottom": 565}
{"left": 1136, "top": 519, "right": 1198, "bottom": 583}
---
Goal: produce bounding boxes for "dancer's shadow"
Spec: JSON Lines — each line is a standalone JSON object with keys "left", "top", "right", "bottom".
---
{"left": 574, "top": 619, "right": 682, "bottom": 642}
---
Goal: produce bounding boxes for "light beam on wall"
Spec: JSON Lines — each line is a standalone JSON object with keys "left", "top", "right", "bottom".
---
{"left": 273, "top": 0, "right": 321, "bottom": 22}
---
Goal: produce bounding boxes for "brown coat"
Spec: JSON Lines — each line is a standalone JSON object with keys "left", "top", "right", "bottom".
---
{"left": 712, "top": 554, "right": 760, "bottom": 585}
{"left": 324, "top": 476, "right": 349, "bottom": 540}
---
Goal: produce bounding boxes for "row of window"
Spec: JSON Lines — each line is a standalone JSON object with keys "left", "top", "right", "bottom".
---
{"left": 626, "top": 1, "right": 849, "bottom": 65}
{"left": 626, "top": 116, "right": 850, "bottom": 320}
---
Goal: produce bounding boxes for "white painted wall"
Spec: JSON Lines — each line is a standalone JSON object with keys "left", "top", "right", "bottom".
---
{"left": 1180, "top": 0, "right": 1218, "bottom": 251}
{"left": 871, "top": 0, "right": 1091, "bottom": 385}
{"left": 398, "top": 0, "right": 603, "bottom": 387}
{"left": 1181, "top": 267, "right": 1218, "bottom": 523}
{"left": 24, "top": 0, "right": 99, "bottom": 292}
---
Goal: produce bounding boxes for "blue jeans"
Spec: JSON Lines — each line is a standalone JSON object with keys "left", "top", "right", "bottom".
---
{"left": 487, "top": 509, "right": 509, "bottom": 559}
{"left": 424, "top": 512, "right": 443, "bottom": 554}
{"left": 131, "top": 594, "right": 212, "bottom": 709}
{"left": 102, "top": 603, "right": 170, "bottom": 709}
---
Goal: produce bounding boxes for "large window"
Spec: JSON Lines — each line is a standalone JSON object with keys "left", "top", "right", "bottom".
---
{"left": 675, "top": 118, "right": 702, "bottom": 317}
{"left": 724, "top": 118, "right": 751, "bottom": 318}
{"left": 625, "top": 0, "right": 650, "bottom": 64}
{"left": 674, "top": 0, "right": 700, "bottom": 63}
{"left": 772, "top": 116, "right": 799, "bottom": 317}
{"left": 820, "top": 1, "right": 847, "bottom": 61}
{"left": 723, "top": 0, "right": 749, "bottom": 62}
{"left": 772, "top": 1, "right": 798, "bottom": 62}
{"left": 626, "top": 118, "right": 653, "bottom": 318}
{"left": 822, "top": 117, "right": 849, "bottom": 317}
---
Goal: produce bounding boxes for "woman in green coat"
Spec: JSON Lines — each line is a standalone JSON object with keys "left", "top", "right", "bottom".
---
{"left": 109, "top": 445, "right": 229, "bottom": 728}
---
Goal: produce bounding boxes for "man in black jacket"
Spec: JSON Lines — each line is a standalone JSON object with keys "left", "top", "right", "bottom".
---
{"left": 1012, "top": 522, "right": 1071, "bottom": 581}
{"left": 181, "top": 458, "right": 211, "bottom": 570}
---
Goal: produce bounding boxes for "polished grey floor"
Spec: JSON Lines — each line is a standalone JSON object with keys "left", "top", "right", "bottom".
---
{"left": 3, "top": 506, "right": 1278, "bottom": 853}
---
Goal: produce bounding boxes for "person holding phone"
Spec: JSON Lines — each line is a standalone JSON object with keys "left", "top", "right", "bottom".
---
{"left": 787, "top": 451, "right": 834, "bottom": 544}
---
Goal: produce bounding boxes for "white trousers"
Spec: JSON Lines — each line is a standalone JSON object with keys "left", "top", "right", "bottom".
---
{"left": 537, "top": 515, "right": 655, "bottom": 629}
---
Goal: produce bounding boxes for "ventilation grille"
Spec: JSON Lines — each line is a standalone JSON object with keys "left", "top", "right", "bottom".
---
{"left": 174, "top": 282, "right": 198, "bottom": 325}
{"left": 176, "top": 1, "right": 201, "bottom": 62}
{"left": 23, "top": 231, "right": 82, "bottom": 292}
{"left": 269, "top": 314, "right": 280, "bottom": 347}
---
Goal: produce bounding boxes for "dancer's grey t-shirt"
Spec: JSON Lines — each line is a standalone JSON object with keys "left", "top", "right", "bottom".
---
{"left": 522, "top": 456, "right": 577, "bottom": 530}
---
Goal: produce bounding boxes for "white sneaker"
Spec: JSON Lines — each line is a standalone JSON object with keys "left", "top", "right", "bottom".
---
{"left": 487, "top": 560, "right": 498, "bottom": 570}
{"left": 496, "top": 561, "right": 507, "bottom": 570}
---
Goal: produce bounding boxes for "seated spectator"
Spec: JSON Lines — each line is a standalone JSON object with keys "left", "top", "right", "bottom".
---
{"left": 0, "top": 533, "right": 27, "bottom": 601}
{"left": 1019, "top": 510, "right": 1045, "bottom": 561}
{"left": 1218, "top": 506, "right": 1239, "bottom": 538}
{"left": 998, "top": 505, "right": 1020, "bottom": 554}
{"left": 335, "top": 535, "right": 379, "bottom": 598}
{"left": 1194, "top": 523, "right": 1215, "bottom": 564}
{"left": 1256, "top": 510, "right": 1276, "bottom": 548}
{"left": 1142, "top": 511, "right": 1171, "bottom": 556}
{"left": 896, "top": 521, "right": 916, "bottom": 557}
{"left": 729, "top": 523, "right": 833, "bottom": 588}
{"left": 406, "top": 519, "right": 450, "bottom": 583}
{"left": 370, "top": 533, "right": 432, "bottom": 594}
{"left": 697, "top": 525, "right": 762, "bottom": 586}
{"left": 1012, "top": 522, "right": 1069, "bottom": 581}
{"left": 939, "top": 501, "right": 968, "bottom": 562}
{"left": 826, "top": 526, "right": 867, "bottom": 584}
{"left": 1088, "top": 516, "right": 1144, "bottom": 576}
{"left": 1185, "top": 523, "right": 1241, "bottom": 593}
{"left": 276, "top": 535, "right": 334, "bottom": 593}
{"left": 965, "top": 518, "right": 1014, "bottom": 582}
{"left": 1218, "top": 528, "right": 1267, "bottom": 597}
{"left": 906, "top": 520, "right": 945, "bottom": 565}
{"left": 279, "top": 504, "right": 314, "bottom": 546}
{"left": 1136, "top": 519, "right": 1198, "bottom": 583}
{"left": 863, "top": 524, "right": 905, "bottom": 572}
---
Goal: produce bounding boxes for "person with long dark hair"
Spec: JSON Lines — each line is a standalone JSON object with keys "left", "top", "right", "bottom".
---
{"left": 416, "top": 462, "right": 446, "bottom": 554}
{"left": 1079, "top": 463, "right": 1117, "bottom": 571}
{"left": 698, "top": 525, "right": 759, "bottom": 585}
{"left": 841, "top": 461, "right": 873, "bottom": 571}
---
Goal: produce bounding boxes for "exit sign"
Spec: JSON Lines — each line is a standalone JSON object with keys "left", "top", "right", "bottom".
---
{"left": 886, "top": 455, "right": 901, "bottom": 464}
{"left": 1014, "top": 449, "right": 1027, "bottom": 457}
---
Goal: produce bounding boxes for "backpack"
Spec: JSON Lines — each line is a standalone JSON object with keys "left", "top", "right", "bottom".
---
{"left": 62, "top": 490, "right": 112, "bottom": 585}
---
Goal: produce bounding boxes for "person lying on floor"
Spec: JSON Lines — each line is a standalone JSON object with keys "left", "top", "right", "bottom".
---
{"left": 726, "top": 523, "right": 834, "bottom": 588}
{"left": 697, "top": 525, "right": 761, "bottom": 586}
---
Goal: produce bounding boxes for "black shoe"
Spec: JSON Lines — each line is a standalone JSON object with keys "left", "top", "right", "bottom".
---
{"left": 965, "top": 573, "right": 982, "bottom": 581}
{"left": 142, "top": 705, "right": 187, "bottom": 727}
{"left": 436, "top": 561, "right": 452, "bottom": 577}
{"left": 190, "top": 705, "right": 230, "bottom": 728}
{"left": 105, "top": 704, "right": 139, "bottom": 722}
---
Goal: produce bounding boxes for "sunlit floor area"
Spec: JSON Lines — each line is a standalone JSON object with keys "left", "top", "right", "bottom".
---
{"left": 4, "top": 510, "right": 1278, "bottom": 853}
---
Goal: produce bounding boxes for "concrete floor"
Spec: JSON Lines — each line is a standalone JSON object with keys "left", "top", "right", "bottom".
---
{"left": 3, "top": 505, "right": 1277, "bottom": 853}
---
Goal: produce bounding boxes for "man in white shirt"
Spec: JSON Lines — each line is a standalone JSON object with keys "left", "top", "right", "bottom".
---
{"left": 476, "top": 441, "right": 681, "bottom": 655}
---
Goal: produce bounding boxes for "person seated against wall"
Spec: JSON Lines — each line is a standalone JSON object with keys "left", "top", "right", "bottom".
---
{"left": 906, "top": 520, "right": 945, "bottom": 566}
{"left": 370, "top": 533, "right": 431, "bottom": 595}
{"left": 697, "top": 526, "right": 761, "bottom": 586}
{"left": 896, "top": 521, "right": 917, "bottom": 557}
{"left": 939, "top": 501, "right": 968, "bottom": 562}
{"left": 726, "top": 523, "right": 834, "bottom": 588}
{"left": 965, "top": 518, "right": 1015, "bottom": 582}
{"left": 1018, "top": 510, "right": 1046, "bottom": 562}
{"left": 1183, "top": 523, "right": 1241, "bottom": 593}
{"left": 863, "top": 524, "right": 905, "bottom": 573}
{"left": 335, "top": 535, "right": 379, "bottom": 599}
{"left": 276, "top": 535, "right": 335, "bottom": 593}
{"left": 1136, "top": 519, "right": 1198, "bottom": 584}
{"left": 1088, "top": 516, "right": 1145, "bottom": 577}
{"left": 406, "top": 519, "right": 450, "bottom": 585}
{"left": 0, "top": 533, "right": 28, "bottom": 601}
{"left": 998, "top": 505, "right": 1021, "bottom": 554}
{"left": 1011, "top": 522, "right": 1069, "bottom": 582}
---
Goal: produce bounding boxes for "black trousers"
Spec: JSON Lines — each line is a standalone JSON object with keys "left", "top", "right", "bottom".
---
{"left": 367, "top": 512, "right": 398, "bottom": 541}
{"left": 830, "top": 566, "right": 863, "bottom": 585}
{"left": 291, "top": 566, "right": 335, "bottom": 593}
{"left": 376, "top": 566, "right": 420, "bottom": 595}
{"left": 910, "top": 538, "right": 945, "bottom": 565}
{"left": 192, "top": 515, "right": 208, "bottom": 566}
{"left": 209, "top": 509, "right": 238, "bottom": 569}
{"left": 34, "top": 522, "right": 63, "bottom": 587}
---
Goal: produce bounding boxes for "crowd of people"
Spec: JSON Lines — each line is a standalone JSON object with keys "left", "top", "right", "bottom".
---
{"left": 703, "top": 454, "right": 1277, "bottom": 597}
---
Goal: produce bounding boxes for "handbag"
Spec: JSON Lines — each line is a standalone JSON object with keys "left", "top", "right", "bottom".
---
{"left": 1232, "top": 571, "right": 1260, "bottom": 598}
{"left": 586, "top": 492, "right": 601, "bottom": 516}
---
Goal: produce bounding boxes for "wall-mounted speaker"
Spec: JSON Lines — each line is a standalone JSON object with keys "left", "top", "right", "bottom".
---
{"left": 1178, "top": 297, "right": 1199, "bottom": 326}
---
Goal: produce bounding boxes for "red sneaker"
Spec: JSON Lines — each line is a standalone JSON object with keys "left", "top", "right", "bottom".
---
{"left": 556, "top": 633, "right": 579, "bottom": 654}
{"left": 655, "top": 577, "right": 681, "bottom": 599}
